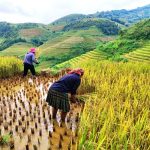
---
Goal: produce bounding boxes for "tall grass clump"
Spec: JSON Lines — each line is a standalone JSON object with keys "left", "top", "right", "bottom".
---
{"left": 0, "top": 56, "right": 23, "bottom": 78}
{"left": 73, "top": 60, "right": 150, "bottom": 150}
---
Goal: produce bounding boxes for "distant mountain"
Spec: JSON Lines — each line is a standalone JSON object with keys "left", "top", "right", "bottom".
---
{"left": 92, "top": 4, "right": 150, "bottom": 26}
{"left": 51, "top": 4, "right": 150, "bottom": 27}
{"left": 51, "top": 14, "right": 86, "bottom": 25}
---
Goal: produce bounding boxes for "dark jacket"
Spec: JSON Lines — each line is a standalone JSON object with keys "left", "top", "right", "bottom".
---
{"left": 50, "top": 73, "right": 81, "bottom": 95}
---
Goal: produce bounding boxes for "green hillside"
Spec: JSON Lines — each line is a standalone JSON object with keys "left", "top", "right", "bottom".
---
{"left": 63, "top": 18, "right": 119, "bottom": 35}
{"left": 97, "top": 19, "right": 150, "bottom": 61}
{"left": 51, "top": 49, "right": 107, "bottom": 71}
{"left": 124, "top": 42, "right": 150, "bottom": 63}
{"left": 51, "top": 18, "right": 150, "bottom": 71}
{"left": 37, "top": 27, "right": 114, "bottom": 69}
{"left": 0, "top": 22, "right": 59, "bottom": 51}
{"left": 0, "top": 42, "right": 34, "bottom": 58}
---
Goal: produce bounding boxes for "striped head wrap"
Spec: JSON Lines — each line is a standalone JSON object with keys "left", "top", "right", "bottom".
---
{"left": 68, "top": 68, "right": 84, "bottom": 76}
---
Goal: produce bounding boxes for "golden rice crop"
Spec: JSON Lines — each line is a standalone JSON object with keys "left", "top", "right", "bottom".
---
{"left": 72, "top": 60, "right": 150, "bottom": 150}
{"left": 0, "top": 56, "right": 23, "bottom": 78}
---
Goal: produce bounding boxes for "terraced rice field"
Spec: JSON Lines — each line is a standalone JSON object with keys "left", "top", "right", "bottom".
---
{"left": 0, "top": 43, "right": 34, "bottom": 58}
{"left": 38, "top": 28, "right": 106, "bottom": 57}
{"left": 124, "top": 42, "right": 150, "bottom": 63}
{"left": 52, "top": 50, "right": 107, "bottom": 70}
{"left": 38, "top": 34, "right": 84, "bottom": 57}
{"left": 19, "top": 28, "right": 44, "bottom": 38}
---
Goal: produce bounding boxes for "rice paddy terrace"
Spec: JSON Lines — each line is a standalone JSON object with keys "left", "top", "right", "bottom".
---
{"left": 52, "top": 49, "right": 107, "bottom": 70}
{"left": 0, "top": 43, "right": 34, "bottom": 58}
{"left": 124, "top": 42, "right": 150, "bottom": 63}
{"left": 0, "top": 76, "right": 84, "bottom": 150}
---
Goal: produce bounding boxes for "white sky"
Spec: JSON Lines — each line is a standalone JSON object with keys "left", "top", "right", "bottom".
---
{"left": 0, "top": 0, "right": 149, "bottom": 24}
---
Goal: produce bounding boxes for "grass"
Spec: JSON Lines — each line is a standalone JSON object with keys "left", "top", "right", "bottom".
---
{"left": 0, "top": 56, "right": 23, "bottom": 78}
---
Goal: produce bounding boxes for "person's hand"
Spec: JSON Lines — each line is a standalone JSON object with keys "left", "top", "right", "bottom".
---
{"left": 70, "top": 95, "right": 77, "bottom": 103}
{"left": 70, "top": 98, "right": 76, "bottom": 103}
{"left": 36, "top": 62, "right": 40, "bottom": 64}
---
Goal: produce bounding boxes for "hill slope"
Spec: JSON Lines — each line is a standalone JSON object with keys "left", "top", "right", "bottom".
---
{"left": 0, "top": 42, "right": 34, "bottom": 58}
{"left": 97, "top": 19, "right": 150, "bottom": 62}
{"left": 37, "top": 27, "right": 113, "bottom": 69}
{"left": 124, "top": 42, "right": 150, "bottom": 63}
{"left": 51, "top": 49, "right": 107, "bottom": 71}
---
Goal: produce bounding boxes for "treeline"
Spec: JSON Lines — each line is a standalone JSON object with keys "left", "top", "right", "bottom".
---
{"left": 16, "top": 23, "right": 40, "bottom": 29}
{"left": 63, "top": 19, "right": 120, "bottom": 35}
{"left": 0, "top": 22, "right": 17, "bottom": 38}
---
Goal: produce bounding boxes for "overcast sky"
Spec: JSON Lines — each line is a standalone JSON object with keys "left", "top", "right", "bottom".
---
{"left": 0, "top": 0, "right": 149, "bottom": 24}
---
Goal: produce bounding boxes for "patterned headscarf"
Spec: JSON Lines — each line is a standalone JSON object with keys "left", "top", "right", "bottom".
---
{"left": 68, "top": 68, "right": 84, "bottom": 76}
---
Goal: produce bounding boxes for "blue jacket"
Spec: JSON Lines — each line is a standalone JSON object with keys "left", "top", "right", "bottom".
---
{"left": 50, "top": 73, "right": 81, "bottom": 95}
{"left": 24, "top": 52, "right": 37, "bottom": 65}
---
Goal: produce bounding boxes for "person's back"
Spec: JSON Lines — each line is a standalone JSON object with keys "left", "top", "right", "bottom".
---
{"left": 50, "top": 73, "right": 81, "bottom": 95}
{"left": 46, "top": 68, "right": 84, "bottom": 123}
{"left": 23, "top": 48, "right": 39, "bottom": 77}
{"left": 24, "top": 52, "right": 35, "bottom": 65}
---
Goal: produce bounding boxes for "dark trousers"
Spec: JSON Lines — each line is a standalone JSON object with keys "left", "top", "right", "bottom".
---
{"left": 23, "top": 63, "right": 35, "bottom": 77}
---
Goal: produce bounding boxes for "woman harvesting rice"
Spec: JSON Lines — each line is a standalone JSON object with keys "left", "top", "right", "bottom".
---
{"left": 23, "top": 48, "right": 39, "bottom": 77}
{"left": 46, "top": 68, "right": 84, "bottom": 123}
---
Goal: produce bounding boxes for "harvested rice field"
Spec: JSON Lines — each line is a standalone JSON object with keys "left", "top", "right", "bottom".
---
{"left": 0, "top": 76, "right": 84, "bottom": 150}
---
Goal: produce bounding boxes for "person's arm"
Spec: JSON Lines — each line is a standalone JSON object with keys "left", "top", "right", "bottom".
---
{"left": 32, "top": 54, "right": 39, "bottom": 64}
{"left": 70, "top": 94, "right": 76, "bottom": 103}
{"left": 70, "top": 79, "right": 81, "bottom": 103}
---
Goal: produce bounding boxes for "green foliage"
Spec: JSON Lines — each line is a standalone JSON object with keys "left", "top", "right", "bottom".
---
{"left": 120, "top": 19, "right": 150, "bottom": 40}
{"left": 30, "top": 38, "right": 43, "bottom": 46}
{"left": 0, "top": 22, "right": 17, "bottom": 38}
{"left": 98, "top": 39, "right": 141, "bottom": 56}
{"left": 0, "top": 134, "right": 11, "bottom": 145}
{"left": 63, "top": 19, "right": 120, "bottom": 35}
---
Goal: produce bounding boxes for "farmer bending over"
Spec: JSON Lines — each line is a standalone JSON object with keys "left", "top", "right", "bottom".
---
{"left": 46, "top": 68, "right": 84, "bottom": 123}
{"left": 23, "top": 48, "right": 39, "bottom": 77}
